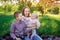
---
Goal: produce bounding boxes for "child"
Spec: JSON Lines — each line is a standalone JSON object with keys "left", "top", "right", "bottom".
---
{"left": 10, "top": 11, "right": 27, "bottom": 40}
{"left": 29, "top": 13, "right": 40, "bottom": 40}
{"left": 28, "top": 13, "right": 40, "bottom": 29}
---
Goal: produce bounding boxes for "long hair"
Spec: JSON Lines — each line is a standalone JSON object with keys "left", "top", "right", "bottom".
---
{"left": 22, "top": 6, "right": 30, "bottom": 17}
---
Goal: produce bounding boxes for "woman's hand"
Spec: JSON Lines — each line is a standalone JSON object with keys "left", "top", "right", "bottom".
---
{"left": 16, "top": 38, "right": 22, "bottom": 40}
{"left": 27, "top": 24, "right": 33, "bottom": 28}
{"left": 27, "top": 23, "right": 37, "bottom": 29}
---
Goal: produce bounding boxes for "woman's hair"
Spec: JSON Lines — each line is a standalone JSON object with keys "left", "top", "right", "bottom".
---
{"left": 22, "top": 6, "right": 30, "bottom": 17}
{"left": 14, "top": 10, "right": 21, "bottom": 18}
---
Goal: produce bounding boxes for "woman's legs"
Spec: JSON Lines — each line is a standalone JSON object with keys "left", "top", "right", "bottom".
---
{"left": 32, "top": 34, "right": 42, "bottom": 40}
{"left": 24, "top": 36, "right": 30, "bottom": 40}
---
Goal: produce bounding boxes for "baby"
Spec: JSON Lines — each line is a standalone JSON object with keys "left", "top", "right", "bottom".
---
{"left": 29, "top": 13, "right": 40, "bottom": 40}
{"left": 26, "top": 13, "right": 39, "bottom": 28}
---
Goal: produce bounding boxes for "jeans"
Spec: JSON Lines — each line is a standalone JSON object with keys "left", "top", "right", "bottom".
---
{"left": 24, "top": 34, "right": 42, "bottom": 40}
{"left": 33, "top": 34, "right": 42, "bottom": 40}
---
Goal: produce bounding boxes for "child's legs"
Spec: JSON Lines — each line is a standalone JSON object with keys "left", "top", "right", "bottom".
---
{"left": 31, "top": 30, "right": 36, "bottom": 40}
{"left": 32, "top": 30, "right": 36, "bottom": 35}
{"left": 31, "top": 30, "right": 42, "bottom": 40}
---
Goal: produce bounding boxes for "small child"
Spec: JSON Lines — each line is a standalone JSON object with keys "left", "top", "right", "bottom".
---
{"left": 28, "top": 13, "right": 40, "bottom": 29}
{"left": 10, "top": 11, "right": 27, "bottom": 40}
{"left": 29, "top": 13, "right": 40, "bottom": 40}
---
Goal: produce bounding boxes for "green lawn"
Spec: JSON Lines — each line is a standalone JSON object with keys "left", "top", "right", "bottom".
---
{"left": 0, "top": 13, "right": 60, "bottom": 37}
{"left": 37, "top": 14, "right": 60, "bottom": 36}
{"left": 0, "top": 14, "right": 14, "bottom": 37}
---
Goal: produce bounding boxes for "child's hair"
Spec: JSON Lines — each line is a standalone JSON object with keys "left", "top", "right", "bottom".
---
{"left": 14, "top": 11, "right": 21, "bottom": 18}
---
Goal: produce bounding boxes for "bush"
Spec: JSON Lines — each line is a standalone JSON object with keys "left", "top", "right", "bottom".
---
{"left": 18, "top": 1, "right": 32, "bottom": 11}
{"left": 47, "top": 9, "right": 51, "bottom": 13}
{"left": 18, "top": 2, "right": 25, "bottom": 11}
{"left": 0, "top": 6, "right": 3, "bottom": 12}
{"left": 52, "top": 7, "right": 59, "bottom": 14}
{"left": 47, "top": 7, "right": 59, "bottom": 14}
{"left": 37, "top": 6, "right": 43, "bottom": 11}
{"left": 30, "top": 7, "right": 37, "bottom": 13}
{"left": 2, "top": 3, "right": 12, "bottom": 13}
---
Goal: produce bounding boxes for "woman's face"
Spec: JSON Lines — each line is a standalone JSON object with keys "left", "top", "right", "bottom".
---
{"left": 24, "top": 8, "right": 30, "bottom": 17}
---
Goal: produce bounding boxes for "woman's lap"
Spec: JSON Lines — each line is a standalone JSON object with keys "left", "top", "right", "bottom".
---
{"left": 33, "top": 34, "right": 42, "bottom": 40}
{"left": 24, "top": 34, "right": 42, "bottom": 40}
{"left": 24, "top": 36, "right": 30, "bottom": 40}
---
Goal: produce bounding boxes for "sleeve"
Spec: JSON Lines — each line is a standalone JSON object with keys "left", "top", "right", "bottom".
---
{"left": 36, "top": 20, "right": 40, "bottom": 29}
{"left": 10, "top": 23, "right": 17, "bottom": 39}
{"left": 22, "top": 16, "right": 25, "bottom": 21}
{"left": 23, "top": 22, "right": 27, "bottom": 33}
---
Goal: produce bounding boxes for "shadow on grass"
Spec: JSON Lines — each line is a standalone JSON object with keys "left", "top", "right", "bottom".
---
{"left": 0, "top": 14, "right": 14, "bottom": 37}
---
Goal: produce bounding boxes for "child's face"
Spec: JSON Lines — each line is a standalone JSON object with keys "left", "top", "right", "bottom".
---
{"left": 16, "top": 13, "right": 22, "bottom": 21}
{"left": 31, "top": 14, "right": 37, "bottom": 19}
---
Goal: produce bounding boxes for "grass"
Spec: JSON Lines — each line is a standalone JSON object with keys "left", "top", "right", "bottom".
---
{"left": 0, "top": 13, "right": 60, "bottom": 37}
{"left": 37, "top": 14, "right": 60, "bottom": 36}
{"left": 0, "top": 14, "right": 14, "bottom": 37}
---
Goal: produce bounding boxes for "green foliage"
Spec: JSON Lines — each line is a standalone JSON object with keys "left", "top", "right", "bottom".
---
{"left": 30, "top": 6, "right": 44, "bottom": 13}
{"left": 26, "top": 1, "right": 32, "bottom": 8}
{"left": 18, "top": 1, "right": 32, "bottom": 11}
{"left": 11, "top": 4, "right": 19, "bottom": 11}
{"left": 37, "top": 6, "right": 44, "bottom": 11}
{"left": 18, "top": 3, "right": 25, "bottom": 11}
{"left": 30, "top": 7, "right": 37, "bottom": 13}
{"left": 5, "top": 5, "right": 12, "bottom": 12}
{"left": 0, "top": 3, "right": 18, "bottom": 14}
{"left": 52, "top": 7, "right": 59, "bottom": 14}
{"left": 47, "top": 9, "right": 51, "bottom": 13}
{"left": 47, "top": 7, "right": 59, "bottom": 14}
{"left": 0, "top": 6, "right": 3, "bottom": 12}
{"left": 18, "top": 1, "right": 30, "bottom": 11}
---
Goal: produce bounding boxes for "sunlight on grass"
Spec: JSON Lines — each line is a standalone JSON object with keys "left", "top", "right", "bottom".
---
{"left": 41, "top": 22, "right": 46, "bottom": 27}
{"left": 46, "top": 14, "right": 60, "bottom": 21}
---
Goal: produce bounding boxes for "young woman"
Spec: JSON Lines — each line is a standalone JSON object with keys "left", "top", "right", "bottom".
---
{"left": 22, "top": 6, "right": 42, "bottom": 40}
